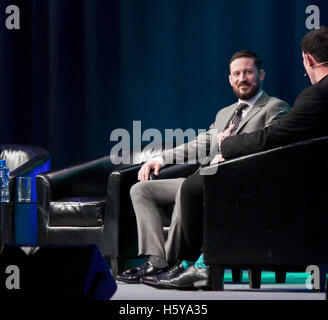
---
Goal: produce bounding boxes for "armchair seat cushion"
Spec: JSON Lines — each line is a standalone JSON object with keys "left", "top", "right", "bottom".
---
{"left": 49, "top": 197, "right": 106, "bottom": 227}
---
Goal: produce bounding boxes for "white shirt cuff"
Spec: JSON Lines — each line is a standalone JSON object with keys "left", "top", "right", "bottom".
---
{"left": 152, "top": 156, "right": 166, "bottom": 168}
{"left": 210, "top": 153, "right": 222, "bottom": 165}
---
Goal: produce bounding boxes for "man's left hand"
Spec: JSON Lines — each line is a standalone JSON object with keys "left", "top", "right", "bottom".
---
{"left": 210, "top": 153, "right": 226, "bottom": 164}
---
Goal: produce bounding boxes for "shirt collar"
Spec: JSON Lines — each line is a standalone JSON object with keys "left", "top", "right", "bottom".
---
{"left": 238, "top": 90, "right": 263, "bottom": 108}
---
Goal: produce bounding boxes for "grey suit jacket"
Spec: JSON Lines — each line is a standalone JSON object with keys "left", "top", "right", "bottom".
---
{"left": 161, "top": 91, "right": 291, "bottom": 165}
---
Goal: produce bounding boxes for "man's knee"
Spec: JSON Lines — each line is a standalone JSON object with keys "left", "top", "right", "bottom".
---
{"left": 180, "top": 179, "right": 192, "bottom": 201}
{"left": 130, "top": 181, "right": 149, "bottom": 201}
{"left": 180, "top": 174, "right": 203, "bottom": 200}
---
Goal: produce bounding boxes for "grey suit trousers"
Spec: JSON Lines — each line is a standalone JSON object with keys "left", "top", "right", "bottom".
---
{"left": 130, "top": 178, "right": 186, "bottom": 262}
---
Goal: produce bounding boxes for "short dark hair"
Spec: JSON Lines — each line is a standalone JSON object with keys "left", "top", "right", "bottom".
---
{"left": 229, "top": 50, "right": 263, "bottom": 71}
{"left": 302, "top": 27, "right": 328, "bottom": 63}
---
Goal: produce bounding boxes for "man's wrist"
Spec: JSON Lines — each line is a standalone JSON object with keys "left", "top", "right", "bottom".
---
{"left": 152, "top": 156, "right": 165, "bottom": 168}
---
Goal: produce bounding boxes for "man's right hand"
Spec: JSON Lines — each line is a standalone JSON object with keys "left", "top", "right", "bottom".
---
{"left": 138, "top": 159, "right": 162, "bottom": 181}
{"left": 217, "top": 123, "right": 235, "bottom": 145}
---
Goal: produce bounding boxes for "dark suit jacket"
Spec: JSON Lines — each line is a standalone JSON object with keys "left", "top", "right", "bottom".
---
{"left": 221, "top": 75, "right": 328, "bottom": 159}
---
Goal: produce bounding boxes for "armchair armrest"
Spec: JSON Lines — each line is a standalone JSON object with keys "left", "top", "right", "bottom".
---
{"left": 36, "top": 156, "right": 114, "bottom": 203}
{"left": 105, "top": 164, "right": 142, "bottom": 257}
{"left": 150, "top": 163, "right": 200, "bottom": 180}
{"left": 10, "top": 148, "right": 50, "bottom": 177}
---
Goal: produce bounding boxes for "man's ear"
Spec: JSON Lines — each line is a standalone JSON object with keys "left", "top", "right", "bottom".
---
{"left": 304, "top": 53, "right": 315, "bottom": 67}
{"left": 259, "top": 69, "right": 266, "bottom": 81}
{"left": 229, "top": 74, "right": 233, "bottom": 87}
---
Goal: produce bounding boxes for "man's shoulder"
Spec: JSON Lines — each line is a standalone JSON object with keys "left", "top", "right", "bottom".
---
{"left": 267, "top": 95, "right": 289, "bottom": 104}
{"left": 266, "top": 95, "right": 284, "bottom": 102}
{"left": 295, "top": 79, "right": 327, "bottom": 103}
{"left": 264, "top": 95, "right": 290, "bottom": 110}
{"left": 216, "top": 92, "right": 290, "bottom": 115}
{"left": 302, "top": 75, "right": 328, "bottom": 99}
{"left": 218, "top": 102, "right": 238, "bottom": 112}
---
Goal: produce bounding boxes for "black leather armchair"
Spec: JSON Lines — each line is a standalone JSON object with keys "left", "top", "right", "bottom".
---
{"left": 203, "top": 137, "right": 328, "bottom": 291}
{"left": 36, "top": 144, "right": 199, "bottom": 276}
{"left": 0, "top": 144, "right": 51, "bottom": 249}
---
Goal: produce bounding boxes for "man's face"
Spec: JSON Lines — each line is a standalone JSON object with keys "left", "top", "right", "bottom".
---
{"left": 229, "top": 57, "right": 265, "bottom": 100}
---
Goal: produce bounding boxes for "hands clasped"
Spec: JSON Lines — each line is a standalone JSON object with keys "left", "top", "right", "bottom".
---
{"left": 217, "top": 123, "right": 235, "bottom": 145}
{"left": 211, "top": 124, "right": 235, "bottom": 164}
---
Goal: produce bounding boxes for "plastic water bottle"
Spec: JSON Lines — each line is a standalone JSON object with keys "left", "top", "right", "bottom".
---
{"left": 0, "top": 159, "right": 10, "bottom": 202}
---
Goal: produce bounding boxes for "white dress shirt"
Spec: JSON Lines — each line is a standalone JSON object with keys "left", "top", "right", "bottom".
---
{"left": 236, "top": 89, "right": 263, "bottom": 120}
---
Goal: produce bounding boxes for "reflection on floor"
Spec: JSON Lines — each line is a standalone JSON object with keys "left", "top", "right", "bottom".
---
{"left": 112, "top": 269, "right": 327, "bottom": 300}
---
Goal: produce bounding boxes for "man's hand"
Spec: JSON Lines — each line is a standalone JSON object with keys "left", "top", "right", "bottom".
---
{"left": 217, "top": 123, "right": 235, "bottom": 145}
{"left": 216, "top": 154, "right": 226, "bottom": 163}
{"left": 138, "top": 159, "right": 162, "bottom": 181}
{"left": 210, "top": 153, "right": 226, "bottom": 164}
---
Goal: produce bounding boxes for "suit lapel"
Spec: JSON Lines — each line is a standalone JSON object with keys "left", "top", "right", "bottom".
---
{"left": 234, "top": 91, "right": 269, "bottom": 134}
{"left": 217, "top": 103, "right": 239, "bottom": 132}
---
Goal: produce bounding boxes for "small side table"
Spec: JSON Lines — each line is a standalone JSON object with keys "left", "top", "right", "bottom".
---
{"left": 0, "top": 202, "right": 14, "bottom": 250}
{"left": 14, "top": 202, "right": 38, "bottom": 245}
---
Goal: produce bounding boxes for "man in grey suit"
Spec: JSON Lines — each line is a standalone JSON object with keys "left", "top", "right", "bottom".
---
{"left": 117, "top": 50, "right": 291, "bottom": 284}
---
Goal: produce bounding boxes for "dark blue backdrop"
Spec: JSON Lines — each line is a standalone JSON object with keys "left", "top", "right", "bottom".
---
{"left": 0, "top": 0, "right": 327, "bottom": 169}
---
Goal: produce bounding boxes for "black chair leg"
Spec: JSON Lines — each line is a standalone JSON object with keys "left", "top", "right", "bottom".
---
{"left": 210, "top": 265, "right": 225, "bottom": 291}
{"left": 232, "top": 268, "right": 243, "bottom": 282}
{"left": 275, "top": 271, "right": 286, "bottom": 283}
{"left": 248, "top": 269, "right": 261, "bottom": 289}
{"left": 319, "top": 265, "right": 328, "bottom": 293}
{"left": 110, "top": 257, "right": 126, "bottom": 279}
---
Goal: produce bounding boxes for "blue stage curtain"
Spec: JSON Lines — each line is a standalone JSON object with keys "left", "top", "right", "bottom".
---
{"left": 0, "top": 0, "right": 327, "bottom": 169}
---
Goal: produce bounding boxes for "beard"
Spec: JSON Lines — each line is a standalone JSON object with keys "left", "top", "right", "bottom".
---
{"left": 233, "top": 80, "right": 261, "bottom": 100}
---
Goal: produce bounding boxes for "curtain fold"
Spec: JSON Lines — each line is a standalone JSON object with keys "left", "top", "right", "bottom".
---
{"left": 0, "top": 0, "right": 327, "bottom": 169}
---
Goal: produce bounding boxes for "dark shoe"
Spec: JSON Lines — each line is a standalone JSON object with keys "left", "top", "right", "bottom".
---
{"left": 116, "top": 261, "right": 169, "bottom": 284}
{"left": 160, "top": 265, "right": 211, "bottom": 290}
{"left": 141, "top": 263, "right": 185, "bottom": 289}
